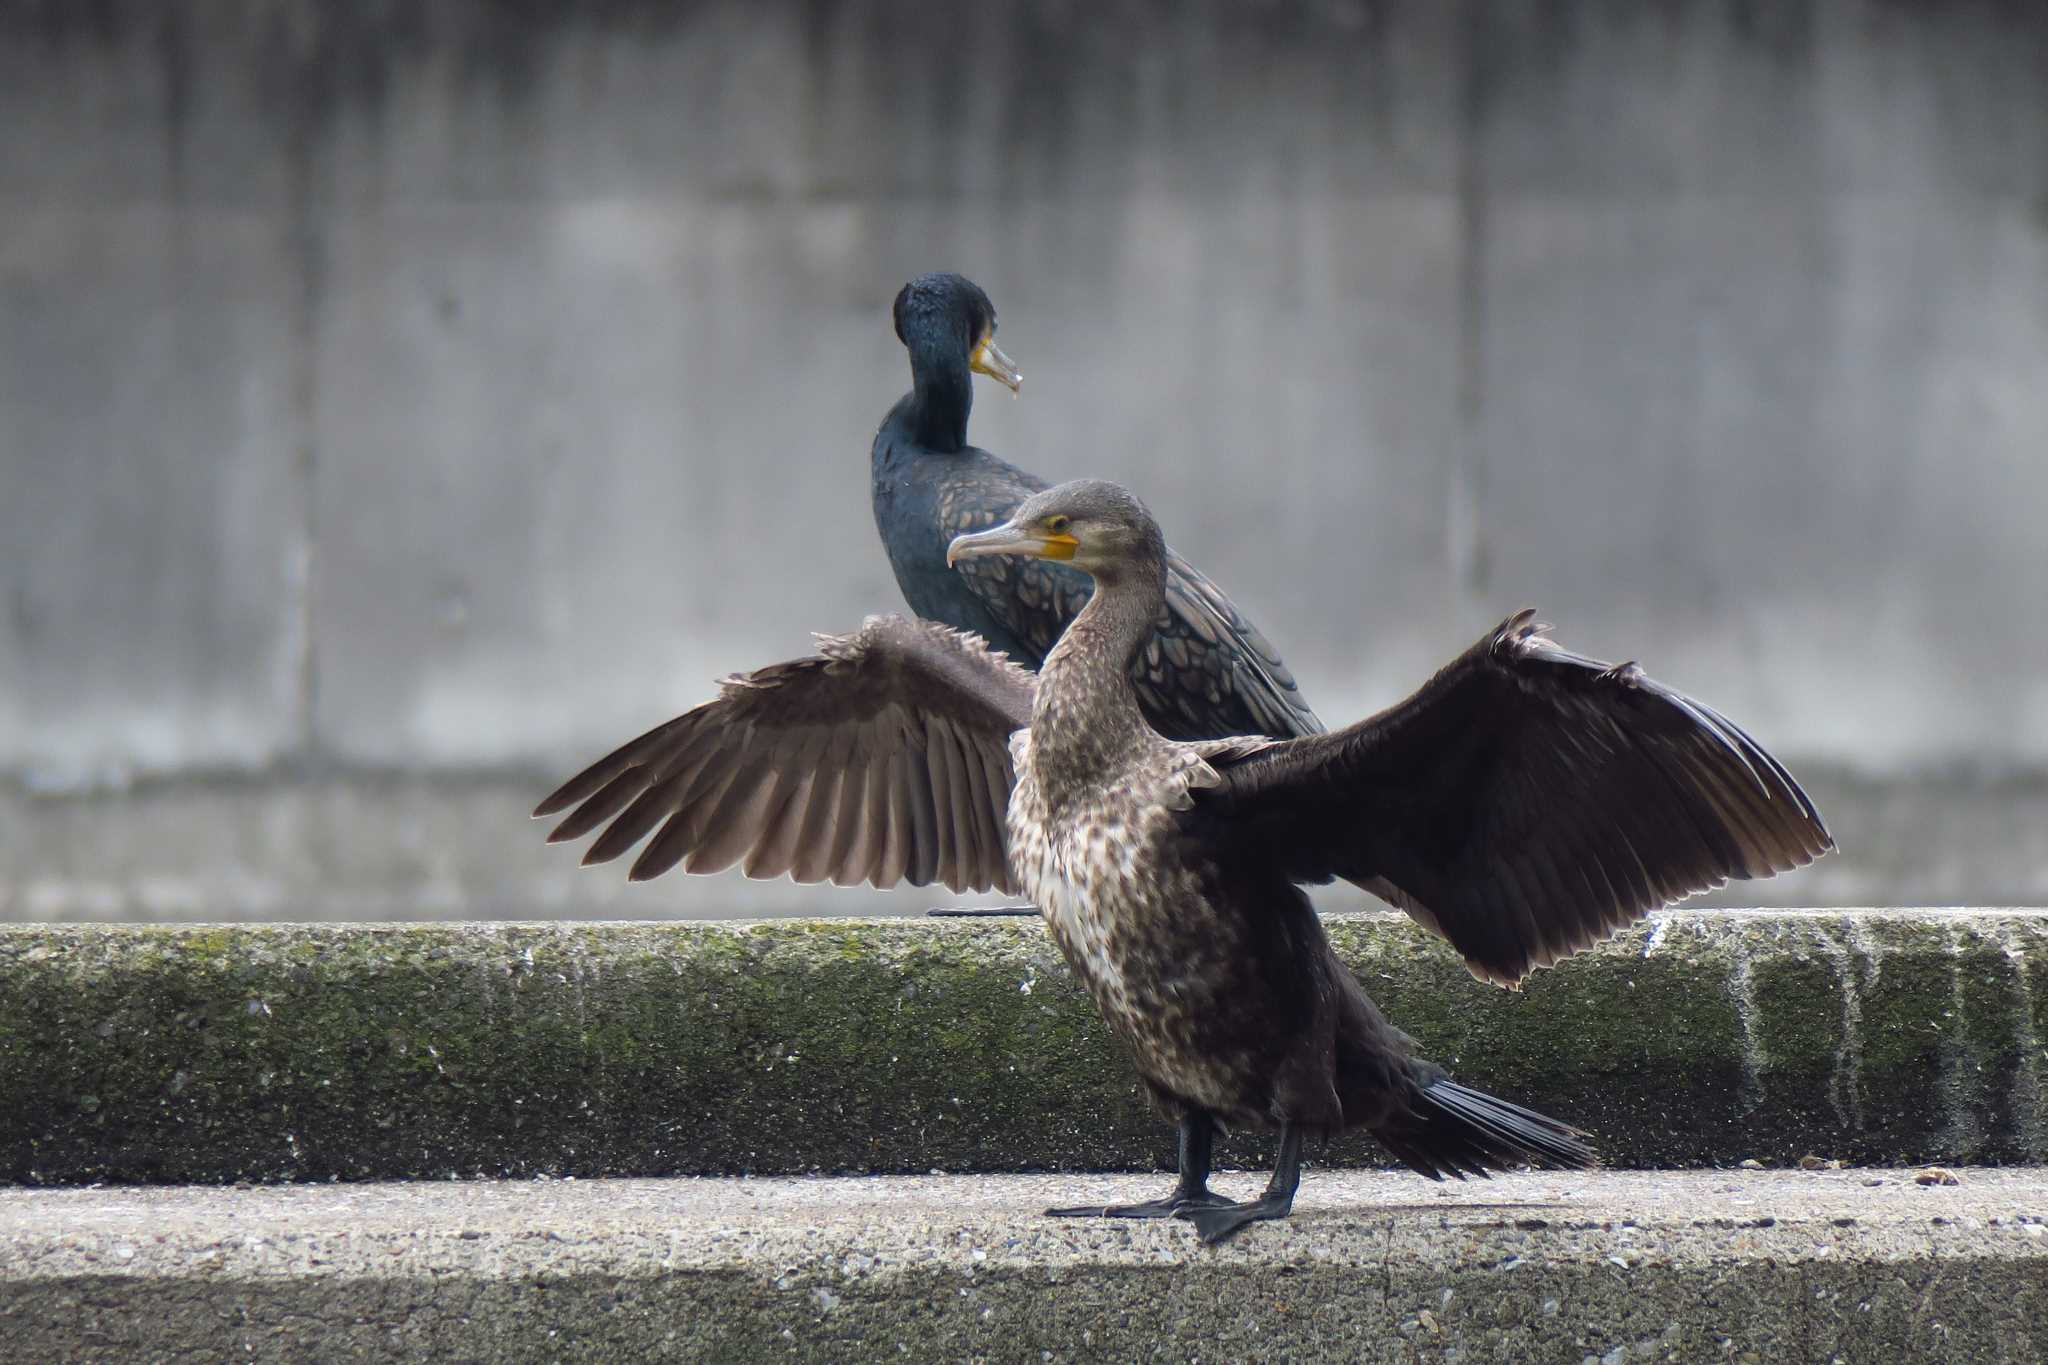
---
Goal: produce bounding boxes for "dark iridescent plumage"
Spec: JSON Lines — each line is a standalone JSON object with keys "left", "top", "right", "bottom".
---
{"left": 873, "top": 273, "right": 1321, "bottom": 742}
{"left": 536, "top": 479, "right": 1833, "bottom": 1245}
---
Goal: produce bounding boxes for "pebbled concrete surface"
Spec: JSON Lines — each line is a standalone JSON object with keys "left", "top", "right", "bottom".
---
{"left": 4, "top": 910, "right": 2047, "bottom": 1184}
{"left": 3, "top": 1168, "right": 2046, "bottom": 1363}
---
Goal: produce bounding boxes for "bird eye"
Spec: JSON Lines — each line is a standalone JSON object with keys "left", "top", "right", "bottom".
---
{"left": 1045, "top": 515, "right": 1071, "bottom": 535}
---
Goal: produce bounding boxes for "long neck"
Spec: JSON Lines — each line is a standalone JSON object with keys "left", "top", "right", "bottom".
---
{"left": 1030, "top": 559, "right": 1168, "bottom": 786}
{"left": 904, "top": 337, "right": 973, "bottom": 452}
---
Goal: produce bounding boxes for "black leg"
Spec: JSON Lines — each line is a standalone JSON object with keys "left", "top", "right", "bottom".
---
{"left": 1177, "top": 1123, "right": 1304, "bottom": 1245}
{"left": 1046, "top": 1113, "right": 1234, "bottom": 1220}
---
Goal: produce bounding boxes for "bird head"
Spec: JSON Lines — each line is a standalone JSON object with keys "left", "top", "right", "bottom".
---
{"left": 946, "top": 480, "right": 1164, "bottom": 578}
{"left": 892, "top": 272, "right": 1022, "bottom": 393}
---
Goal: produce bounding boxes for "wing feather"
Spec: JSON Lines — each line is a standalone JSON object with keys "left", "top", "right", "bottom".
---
{"left": 789, "top": 746, "right": 847, "bottom": 885}
{"left": 629, "top": 757, "right": 750, "bottom": 880}
{"left": 584, "top": 767, "right": 696, "bottom": 867}
{"left": 925, "top": 717, "right": 967, "bottom": 888}
{"left": 869, "top": 748, "right": 910, "bottom": 888}
{"left": 532, "top": 716, "right": 693, "bottom": 818}
{"left": 1208, "top": 610, "right": 1833, "bottom": 986}
{"left": 899, "top": 741, "right": 941, "bottom": 887}
{"left": 951, "top": 727, "right": 994, "bottom": 883}
{"left": 685, "top": 752, "right": 788, "bottom": 876}
{"left": 743, "top": 768, "right": 814, "bottom": 880}
{"left": 826, "top": 745, "right": 875, "bottom": 887}
{"left": 535, "top": 616, "right": 1033, "bottom": 894}
{"left": 969, "top": 743, "right": 1014, "bottom": 889}
{"left": 545, "top": 765, "right": 654, "bottom": 845}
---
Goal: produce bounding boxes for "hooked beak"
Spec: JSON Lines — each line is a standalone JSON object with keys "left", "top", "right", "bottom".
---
{"left": 969, "top": 335, "right": 1023, "bottom": 394}
{"left": 947, "top": 519, "right": 1077, "bottom": 567}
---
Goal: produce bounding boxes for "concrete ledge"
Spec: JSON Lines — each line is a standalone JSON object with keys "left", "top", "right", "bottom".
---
{"left": 2, "top": 911, "right": 2045, "bottom": 1184}
{"left": 11, "top": 766, "right": 2041, "bottom": 920}
{"left": 4, "top": 1169, "right": 2046, "bottom": 1362}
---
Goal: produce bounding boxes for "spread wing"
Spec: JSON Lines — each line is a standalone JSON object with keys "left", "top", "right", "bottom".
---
{"left": 1205, "top": 610, "right": 1834, "bottom": 986}
{"left": 952, "top": 535, "right": 1322, "bottom": 741}
{"left": 533, "top": 616, "right": 1035, "bottom": 894}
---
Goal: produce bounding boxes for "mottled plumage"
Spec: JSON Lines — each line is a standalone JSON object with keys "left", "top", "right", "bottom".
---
{"left": 535, "top": 616, "right": 1031, "bottom": 894}
{"left": 537, "top": 479, "right": 1833, "bottom": 1243}
{"left": 873, "top": 272, "right": 1320, "bottom": 742}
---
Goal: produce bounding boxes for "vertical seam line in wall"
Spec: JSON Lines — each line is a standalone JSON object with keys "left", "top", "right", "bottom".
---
{"left": 286, "top": 89, "right": 324, "bottom": 764}
{"left": 1453, "top": 0, "right": 1488, "bottom": 600}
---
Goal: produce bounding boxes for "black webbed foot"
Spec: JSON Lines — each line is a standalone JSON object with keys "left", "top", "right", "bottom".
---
{"left": 1048, "top": 1113, "right": 1233, "bottom": 1222}
{"left": 1046, "top": 1186, "right": 1234, "bottom": 1220}
{"left": 1177, "top": 1122, "right": 1305, "bottom": 1244}
{"left": 1176, "top": 1190, "right": 1296, "bottom": 1244}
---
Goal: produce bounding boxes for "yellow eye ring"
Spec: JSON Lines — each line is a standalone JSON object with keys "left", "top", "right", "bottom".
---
{"left": 1045, "top": 515, "right": 1071, "bottom": 534}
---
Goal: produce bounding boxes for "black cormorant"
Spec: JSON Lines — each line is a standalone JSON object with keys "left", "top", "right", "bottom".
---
{"left": 536, "top": 480, "right": 1833, "bottom": 1243}
{"left": 874, "top": 273, "right": 1321, "bottom": 742}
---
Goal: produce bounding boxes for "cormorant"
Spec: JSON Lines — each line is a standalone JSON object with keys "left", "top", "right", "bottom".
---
{"left": 874, "top": 273, "right": 1322, "bottom": 742}
{"left": 535, "top": 480, "right": 1833, "bottom": 1243}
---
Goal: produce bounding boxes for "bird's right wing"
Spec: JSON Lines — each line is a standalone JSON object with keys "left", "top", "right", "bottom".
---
{"left": 533, "top": 615, "right": 1035, "bottom": 894}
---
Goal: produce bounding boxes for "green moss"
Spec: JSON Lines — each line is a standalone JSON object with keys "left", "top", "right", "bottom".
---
{"left": 2, "top": 912, "right": 2044, "bottom": 1185}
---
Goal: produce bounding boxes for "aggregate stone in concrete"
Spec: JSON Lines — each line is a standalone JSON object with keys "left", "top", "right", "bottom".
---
{"left": 2, "top": 1168, "right": 2045, "bottom": 1363}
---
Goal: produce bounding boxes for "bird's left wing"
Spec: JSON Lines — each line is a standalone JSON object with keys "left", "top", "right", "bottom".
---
{"left": 533, "top": 615, "right": 1035, "bottom": 894}
{"left": 1154, "top": 548, "right": 1325, "bottom": 740}
{"left": 1201, "top": 610, "right": 1833, "bottom": 986}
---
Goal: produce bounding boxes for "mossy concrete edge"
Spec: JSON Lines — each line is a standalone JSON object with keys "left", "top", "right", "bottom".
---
{"left": 2, "top": 910, "right": 2044, "bottom": 1184}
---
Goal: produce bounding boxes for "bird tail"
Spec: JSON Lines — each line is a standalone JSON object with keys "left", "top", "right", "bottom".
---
{"left": 1373, "top": 1078, "right": 1598, "bottom": 1180}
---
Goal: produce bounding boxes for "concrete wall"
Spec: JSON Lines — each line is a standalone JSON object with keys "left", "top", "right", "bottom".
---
{"left": 3, "top": 2, "right": 2046, "bottom": 914}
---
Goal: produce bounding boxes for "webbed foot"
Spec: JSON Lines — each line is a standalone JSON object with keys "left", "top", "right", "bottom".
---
{"left": 1046, "top": 1186, "right": 1235, "bottom": 1220}
{"left": 1176, "top": 1190, "right": 1297, "bottom": 1244}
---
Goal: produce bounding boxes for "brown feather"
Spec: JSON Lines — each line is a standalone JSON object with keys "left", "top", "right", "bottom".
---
{"left": 1209, "top": 610, "right": 1834, "bottom": 986}
{"left": 539, "top": 616, "right": 1031, "bottom": 896}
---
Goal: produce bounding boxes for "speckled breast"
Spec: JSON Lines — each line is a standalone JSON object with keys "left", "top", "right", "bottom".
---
{"left": 1007, "top": 740, "right": 1249, "bottom": 1114}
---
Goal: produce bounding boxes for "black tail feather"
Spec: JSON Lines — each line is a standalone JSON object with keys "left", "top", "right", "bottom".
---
{"left": 1375, "top": 1080, "right": 1597, "bottom": 1180}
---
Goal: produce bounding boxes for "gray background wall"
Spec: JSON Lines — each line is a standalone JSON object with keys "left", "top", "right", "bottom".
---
{"left": 4, "top": 1, "right": 2046, "bottom": 920}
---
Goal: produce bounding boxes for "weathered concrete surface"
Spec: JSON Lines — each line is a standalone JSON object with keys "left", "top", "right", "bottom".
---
{"left": 10, "top": 764, "right": 2048, "bottom": 922}
{"left": 6, "top": 0, "right": 2048, "bottom": 923}
{"left": 5, "top": 1, "right": 2048, "bottom": 793}
{"left": 3, "top": 1169, "right": 2045, "bottom": 1363}
{"left": 3, "top": 911, "right": 2044, "bottom": 1185}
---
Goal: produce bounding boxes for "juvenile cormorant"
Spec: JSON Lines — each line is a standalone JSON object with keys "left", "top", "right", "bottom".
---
{"left": 874, "top": 273, "right": 1322, "bottom": 742}
{"left": 536, "top": 481, "right": 1833, "bottom": 1243}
